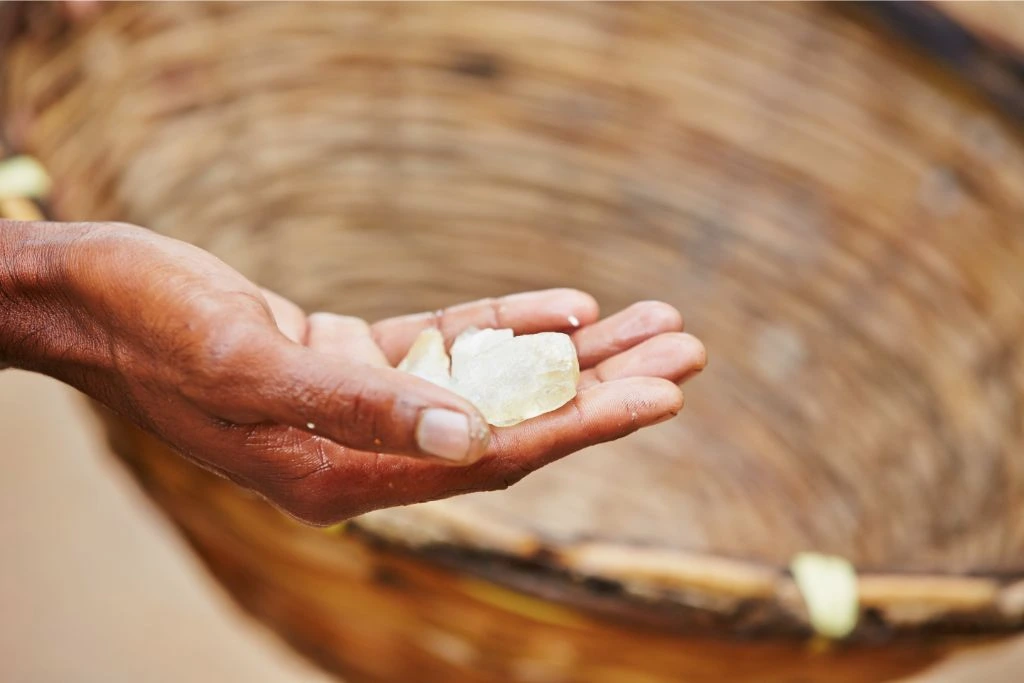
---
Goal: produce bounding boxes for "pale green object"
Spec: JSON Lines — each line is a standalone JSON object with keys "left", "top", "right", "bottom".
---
{"left": 791, "top": 552, "right": 860, "bottom": 639}
{"left": 397, "top": 328, "right": 452, "bottom": 388}
{"left": 398, "top": 327, "right": 580, "bottom": 427}
{"left": 0, "top": 156, "right": 52, "bottom": 200}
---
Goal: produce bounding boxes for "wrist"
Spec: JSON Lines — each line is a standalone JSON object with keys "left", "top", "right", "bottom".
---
{"left": 0, "top": 219, "right": 109, "bottom": 375}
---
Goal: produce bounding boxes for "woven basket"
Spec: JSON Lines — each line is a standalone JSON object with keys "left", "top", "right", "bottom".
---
{"left": 5, "top": 3, "right": 1024, "bottom": 681}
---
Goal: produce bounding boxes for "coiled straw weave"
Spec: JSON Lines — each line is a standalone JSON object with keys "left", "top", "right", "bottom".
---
{"left": 4, "top": 2, "right": 1024, "bottom": 681}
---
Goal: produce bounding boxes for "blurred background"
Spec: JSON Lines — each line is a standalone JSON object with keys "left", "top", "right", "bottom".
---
{"left": 4, "top": 2, "right": 1024, "bottom": 682}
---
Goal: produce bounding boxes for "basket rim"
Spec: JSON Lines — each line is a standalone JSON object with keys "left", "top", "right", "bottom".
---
{"left": 351, "top": 514, "right": 1024, "bottom": 640}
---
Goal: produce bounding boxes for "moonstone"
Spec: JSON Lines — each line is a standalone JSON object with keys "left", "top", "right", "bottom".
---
{"left": 398, "top": 327, "right": 580, "bottom": 427}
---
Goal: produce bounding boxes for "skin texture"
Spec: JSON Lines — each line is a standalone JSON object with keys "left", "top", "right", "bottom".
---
{"left": 0, "top": 220, "right": 706, "bottom": 525}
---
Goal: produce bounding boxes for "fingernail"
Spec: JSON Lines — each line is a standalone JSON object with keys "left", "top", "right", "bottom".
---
{"left": 683, "top": 333, "right": 708, "bottom": 370}
{"left": 416, "top": 409, "right": 474, "bottom": 462}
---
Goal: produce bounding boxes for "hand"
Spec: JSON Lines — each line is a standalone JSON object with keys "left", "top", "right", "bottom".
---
{"left": 0, "top": 221, "right": 705, "bottom": 524}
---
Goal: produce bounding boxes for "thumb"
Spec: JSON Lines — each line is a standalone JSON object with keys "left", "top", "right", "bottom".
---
{"left": 249, "top": 341, "right": 491, "bottom": 464}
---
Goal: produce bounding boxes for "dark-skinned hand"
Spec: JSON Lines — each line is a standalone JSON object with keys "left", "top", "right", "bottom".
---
{"left": 0, "top": 220, "right": 705, "bottom": 524}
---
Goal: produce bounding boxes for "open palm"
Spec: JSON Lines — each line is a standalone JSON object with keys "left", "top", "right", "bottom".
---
{"left": 256, "top": 289, "right": 706, "bottom": 522}
{"left": 4, "top": 221, "right": 704, "bottom": 525}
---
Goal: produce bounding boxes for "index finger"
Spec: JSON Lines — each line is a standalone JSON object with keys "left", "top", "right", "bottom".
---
{"left": 370, "top": 289, "right": 599, "bottom": 365}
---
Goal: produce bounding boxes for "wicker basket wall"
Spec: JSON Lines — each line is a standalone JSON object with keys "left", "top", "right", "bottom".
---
{"left": 5, "top": 2, "right": 1024, "bottom": 681}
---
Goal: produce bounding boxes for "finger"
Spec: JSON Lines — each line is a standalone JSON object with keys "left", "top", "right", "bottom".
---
{"left": 306, "top": 313, "right": 389, "bottom": 367}
{"left": 577, "top": 332, "right": 706, "bottom": 390}
{"left": 571, "top": 301, "right": 683, "bottom": 369}
{"left": 232, "top": 376, "right": 684, "bottom": 524}
{"left": 485, "top": 377, "right": 683, "bottom": 471}
{"left": 261, "top": 288, "right": 308, "bottom": 344}
{"left": 246, "top": 340, "right": 491, "bottom": 465}
{"left": 371, "top": 289, "right": 599, "bottom": 364}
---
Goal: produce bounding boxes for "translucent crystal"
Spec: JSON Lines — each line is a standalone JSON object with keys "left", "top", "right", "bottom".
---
{"left": 398, "top": 327, "right": 580, "bottom": 427}
{"left": 396, "top": 327, "right": 451, "bottom": 388}
{"left": 450, "top": 327, "right": 513, "bottom": 377}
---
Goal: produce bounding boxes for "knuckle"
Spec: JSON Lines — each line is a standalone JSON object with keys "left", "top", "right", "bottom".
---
{"left": 322, "top": 374, "right": 391, "bottom": 447}
{"left": 197, "top": 324, "right": 262, "bottom": 376}
{"left": 634, "top": 300, "right": 683, "bottom": 331}
{"left": 319, "top": 372, "right": 362, "bottom": 412}
{"left": 483, "top": 298, "right": 502, "bottom": 328}
{"left": 439, "top": 297, "right": 500, "bottom": 336}
{"left": 178, "top": 316, "right": 269, "bottom": 396}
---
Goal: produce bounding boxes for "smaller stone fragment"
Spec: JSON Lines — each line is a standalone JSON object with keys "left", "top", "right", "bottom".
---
{"left": 790, "top": 552, "right": 859, "bottom": 639}
{"left": 397, "top": 327, "right": 451, "bottom": 388}
{"left": 0, "top": 155, "right": 51, "bottom": 199}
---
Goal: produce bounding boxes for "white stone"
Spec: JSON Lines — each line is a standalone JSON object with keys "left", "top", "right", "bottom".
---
{"left": 790, "top": 552, "right": 859, "bottom": 639}
{"left": 0, "top": 155, "right": 51, "bottom": 199}
{"left": 396, "top": 327, "right": 451, "bottom": 388}
{"left": 454, "top": 332, "right": 579, "bottom": 427}
{"left": 450, "top": 327, "right": 513, "bottom": 377}
{"left": 398, "top": 327, "right": 580, "bottom": 427}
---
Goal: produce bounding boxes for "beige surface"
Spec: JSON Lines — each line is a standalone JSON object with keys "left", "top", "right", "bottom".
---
{"left": 0, "top": 368, "right": 1021, "bottom": 683}
{"left": 0, "top": 371, "right": 334, "bottom": 683}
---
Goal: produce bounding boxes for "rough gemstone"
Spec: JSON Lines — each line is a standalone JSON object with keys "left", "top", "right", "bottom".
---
{"left": 398, "top": 327, "right": 580, "bottom": 427}
{"left": 396, "top": 327, "right": 451, "bottom": 388}
{"left": 450, "top": 328, "right": 513, "bottom": 377}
